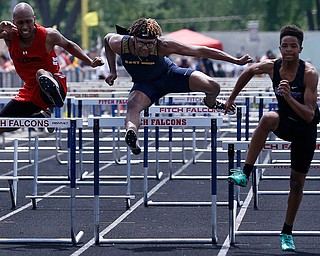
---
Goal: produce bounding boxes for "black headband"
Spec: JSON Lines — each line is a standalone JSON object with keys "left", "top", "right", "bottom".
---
{"left": 115, "top": 25, "right": 129, "bottom": 35}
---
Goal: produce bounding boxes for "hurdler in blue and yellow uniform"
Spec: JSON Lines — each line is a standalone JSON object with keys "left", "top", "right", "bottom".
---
{"left": 121, "top": 35, "right": 194, "bottom": 104}
{"left": 104, "top": 18, "right": 252, "bottom": 155}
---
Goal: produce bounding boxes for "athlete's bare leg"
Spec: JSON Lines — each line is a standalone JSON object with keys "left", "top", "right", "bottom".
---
{"left": 284, "top": 169, "right": 306, "bottom": 226}
{"left": 125, "top": 90, "right": 151, "bottom": 132}
{"left": 188, "top": 71, "right": 220, "bottom": 106}
{"left": 125, "top": 90, "right": 151, "bottom": 155}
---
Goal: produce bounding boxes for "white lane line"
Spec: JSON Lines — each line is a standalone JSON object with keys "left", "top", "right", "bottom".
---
{"left": 0, "top": 186, "right": 65, "bottom": 221}
{"left": 70, "top": 151, "right": 203, "bottom": 256}
{"left": 0, "top": 149, "right": 74, "bottom": 220}
{"left": 217, "top": 188, "right": 253, "bottom": 256}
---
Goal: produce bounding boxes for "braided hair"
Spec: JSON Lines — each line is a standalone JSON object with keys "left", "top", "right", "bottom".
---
{"left": 128, "top": 18, "right": 162, "bottom": 39}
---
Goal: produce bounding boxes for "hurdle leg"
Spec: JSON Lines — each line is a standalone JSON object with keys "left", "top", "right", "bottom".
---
{"left": 77, "top": 100, "right": 84, "bottom": 180}
{"left": 143, "top": 126, "right": 149, "bottom": 207}
{"left": 192, "top": 126, "right": 196, "bottom": 164}
{"left": 70, "top": 119, "right": 84, "bottom": 245}
{"left": 7, "top": 140, "right": 19, "bottom": 210}
{"left": 55, "top": 129, "right": 65, "bottom": 164}
{"left": 252, "top": 155, "right": 262, "bottom": 210}
{"left": 78, "top": 128, "right": 83, "bottom": 180}
{"left": 11, "top": 139, "right": 18, "bottom": 209}
{"left": 112, "top": 127, "right": 120, "bottom": 163}
{"left": 252, "top": 166, "right": 259, "bottom": 210}
{"left": 228, "top": 143, "right": 236, "bottom": 245}
{"left": 8, "top": 180, "right": 15, "bottom": 210}
{"left": 1, "top": 139, "right": 19, "bottom": 210}
{"left": 155, "top": 127, "right": 159, "bottom": 178}
{"left": 32, "top": 136, "right": 39, "bottom": 209}
{"left": 234, "top": 107, "right": 245, "bottom": 207}
{"left": 126, "top": 148, "right": 131, "bottom": 209}
{"left": 28, "top": 128, "right": 33, "bottom": 164}
{"left": 93, "top": 119, "right": 100, "bottom": 244}
{"left": 155, "top": 126, "right": 163, "bottom": 180}
{"left": 168, "top": 126, "right": 173, "bottom": 179}
{"left": 210, "top": 119, "right": 218, "bottom": 243}
{"left": 181, "top": 126, "right": 186, "bottom": 164}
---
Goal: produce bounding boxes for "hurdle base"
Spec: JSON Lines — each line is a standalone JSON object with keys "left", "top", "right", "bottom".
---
{"left": 236, "top": 231, "right": 320, "bottom": 236}
{"left": 97, "top": 237, "right": 217, "bottom": 245}
{"left": 0, "top": 231, "right": 84, "bottom": 244}
{"left": 26, "top": 195, "right": 135, "bottom": 199}
{"left": 147, "top": 200, "right": 228, "bottom": 207}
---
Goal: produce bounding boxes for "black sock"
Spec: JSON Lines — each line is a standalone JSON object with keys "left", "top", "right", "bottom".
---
{"left": 243, "top": 163, "right": 254, "bottom": 179}
{"left": 281, "top": 223, "right": 293, "bottom": 235}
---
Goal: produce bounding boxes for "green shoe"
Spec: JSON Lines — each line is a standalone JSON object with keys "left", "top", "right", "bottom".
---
{"left": 227, "top": 169, "right": 247, "bottom": 187}
{"left": 280, "top": 233, "right": 296, "bottom": 251}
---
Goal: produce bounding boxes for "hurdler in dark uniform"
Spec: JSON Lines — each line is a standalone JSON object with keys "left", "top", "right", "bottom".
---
{"left": 273, "top": 58, "right": 319, "bottom": 172}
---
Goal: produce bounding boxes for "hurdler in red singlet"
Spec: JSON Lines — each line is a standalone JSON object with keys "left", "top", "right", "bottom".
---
{"left": 0, "top": 2, "right": 103, "bottom": 135}
{"left": 9, "top": 24, "right": 67, "bottom": 110}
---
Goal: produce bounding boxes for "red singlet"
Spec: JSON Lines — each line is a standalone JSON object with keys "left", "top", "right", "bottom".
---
{"left": 9, "top": 24, "right": 67, "bottom": 110}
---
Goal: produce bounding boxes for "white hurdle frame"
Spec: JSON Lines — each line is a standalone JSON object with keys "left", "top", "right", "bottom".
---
{"left": 222, "top": 141, "right": 320, "bottom": 245}
{"left": 0, "top": 118, "right": 83, "bottom": 244}
{"left": 71, "top": 97, "right": 135, "bottom": 179}
{"left": 89, "top": 116, "right": 223, "bottom": 245}
{"left": 26, "top": 118, "right": 120, "bottom": 207}
{"left": 148, "top": 105, "right": 220, "bottom": 167}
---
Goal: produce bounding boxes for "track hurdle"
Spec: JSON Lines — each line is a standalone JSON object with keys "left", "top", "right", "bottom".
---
{"left": 90, "top": 116, "right": 223, "bottom": 245}
{"left": 73, "top": 97, "right": 129, "bottom": 171}
{"left": 147, "top": 106, "right": 244, "bottom": 206}
{"left": 25, "top": 118, "right": 123, "bottom": 206}
{"left": 0, "top": 118, "right": 83, "bottom": 244}
{"left": 148, "top": 105, "right": 220, "bottom": 166}
{"left": 76, "top": 98, "right": 164, "bottom": 182}
{"left": 223, "top": 141, "right": 320, "bottom": 245}
{"left": 55, "top": 97, "right": 130, "bottom": 176}
{"left": 87, "top": 117, "right": 137, "bottom": 209}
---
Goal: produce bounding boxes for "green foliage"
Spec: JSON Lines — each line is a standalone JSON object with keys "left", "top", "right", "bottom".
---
{"left": 0, "top": 1, "right": 13, "bottom": 20}
{"left": 1, "top": 0, "right": 318, "bottom": 49}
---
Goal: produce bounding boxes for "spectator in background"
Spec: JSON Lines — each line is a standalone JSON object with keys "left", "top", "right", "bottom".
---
{"left": 0, "top": 52, "right": 14, "bottom": 71}
{"left": 195, "top": 57, "right": 215, "bottom": 77}
{"left": 215, "top": 63, "right": 226, "bottom": 77}
{"left": 201, "top": 57, "right": 215, "bottom": 77}
{"left": 175, "top": 56, "right": 192, "bottom": 68}
{"left": 232, "top": 53, "right": 248, "bottom": 77}
{"left": 96, "top": 47, "right": 110, "bottom": 80}
{"left": 260, "top": 49, "right": 276, "bottom": 62}
{"left": 80, "top": 48, "right": 98, "bottom": 68}
{"left": 54, "top": 46, "right": 72, "bottom": 71}
{"left": 194, "top": 57, "right": 206, "bottom": 73}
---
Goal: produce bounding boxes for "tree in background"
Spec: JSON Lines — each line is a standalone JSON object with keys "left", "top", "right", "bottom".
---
{"left": 1, "top": 0, "right": 320, "bottom": 49}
